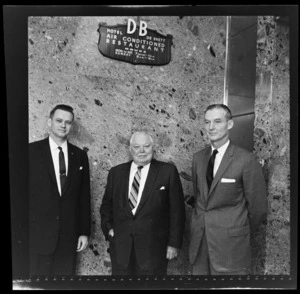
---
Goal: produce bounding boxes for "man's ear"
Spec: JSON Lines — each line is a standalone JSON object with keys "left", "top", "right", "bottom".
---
{"left": 228, "top": 119, "right": 234, "bottom": 130}
{"left": 47, "top": 118, "right": 52, "bottom": 128}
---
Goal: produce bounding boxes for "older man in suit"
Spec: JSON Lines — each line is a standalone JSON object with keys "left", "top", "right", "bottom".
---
{"left": 189, "top": 104, "right": 267, "bottom": 275}
{"left": 100, "top": 131, "right": 185, "bottom": 275}
{"left": 29, "top": 104, "right": 91, "bottom": 276}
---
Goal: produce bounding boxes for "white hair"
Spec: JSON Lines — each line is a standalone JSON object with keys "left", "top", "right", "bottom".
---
{"left": 130, "top": 131, "right": 154, "bottom": 146}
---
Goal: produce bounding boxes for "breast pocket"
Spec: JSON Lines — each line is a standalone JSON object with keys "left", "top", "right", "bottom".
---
{"left": 152, "top": 188, "right": 168, "bottom": 207}
{"left": 70, "top": 165, "right": 84, "bottom": 187}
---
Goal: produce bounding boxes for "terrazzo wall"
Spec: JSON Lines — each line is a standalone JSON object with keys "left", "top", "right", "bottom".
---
{"left": 254, "top": 16, "right": 290, "bottom": 274}
{"left": 28, "top": 15, "right": 290, "bottom": 275}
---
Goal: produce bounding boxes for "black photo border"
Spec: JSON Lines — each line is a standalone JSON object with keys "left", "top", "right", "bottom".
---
{"left": 4, "top": 5, "right": 298, "bottom": 290}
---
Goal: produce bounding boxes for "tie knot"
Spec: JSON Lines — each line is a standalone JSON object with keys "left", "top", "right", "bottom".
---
{"left": 58, "top": 146, "right": 62, "bottom": 152}
{"left": 212, "top": 149, "right": 218, "bottom": 156}
{"left": 138, "top": 166, "right": 143, "bottom": 171}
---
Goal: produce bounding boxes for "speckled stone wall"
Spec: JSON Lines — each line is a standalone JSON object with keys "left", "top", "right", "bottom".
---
{"left": 28, "top": 16, "right": 226, "bottom": 275}
{"left": 28, "top": 15, "right": 290, "bottom": 276}
{"left": 254, "top": 16, "right": 290, "bottom": 274}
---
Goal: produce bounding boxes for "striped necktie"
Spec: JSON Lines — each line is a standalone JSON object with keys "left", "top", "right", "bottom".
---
{"left": 129, "top": 166, "right": 143, "bottom": 210}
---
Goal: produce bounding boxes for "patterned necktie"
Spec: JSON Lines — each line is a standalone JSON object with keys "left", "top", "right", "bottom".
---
{"left": 129, "top": 166, "right": 143, "bottom": 210}
{"left": 206, "top": 149, "right": 218, "bottom": 189}
{"left": 58, "top": 146, "right": 67, "bottom": 193}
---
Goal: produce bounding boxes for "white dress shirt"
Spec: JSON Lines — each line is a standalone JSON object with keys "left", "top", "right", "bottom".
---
{"left": 128, "top": 161, "right": 151, "bottom": 215}
{"left": 49, "top": 136, "right": 68, "bottom": 195}
{"left": 211, "top": 140, "right": 230, "bottom": 177}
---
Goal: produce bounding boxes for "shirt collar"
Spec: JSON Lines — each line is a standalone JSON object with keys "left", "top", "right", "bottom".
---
{"left": 49, "top": 136, "right": 68, "bottom": 152}
{"left": 131, "top": 161, "right": 151, "bottom": 171}
{"left": 211, "top": 140, "right": 230, "bottom": 156}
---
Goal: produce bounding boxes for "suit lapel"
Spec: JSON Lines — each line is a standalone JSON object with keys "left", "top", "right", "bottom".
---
{"left": 135, "top": 160, "right": 158, "bottom": 215}
{"left": 121, "top": 162, "right": 132, "bottom": 214}
{"left": 201, "top": 147, "right": 211, "bottom": 200}
{"left": 41, "top": 138, "right": 58, "bottom": 193}
{"left": 208, "top": 143, "right": 234, "bottom": 198}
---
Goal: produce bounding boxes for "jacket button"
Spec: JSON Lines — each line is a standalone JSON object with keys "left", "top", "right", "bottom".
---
{"left": 56, "top": 216, "right": 59, "bottom": 220}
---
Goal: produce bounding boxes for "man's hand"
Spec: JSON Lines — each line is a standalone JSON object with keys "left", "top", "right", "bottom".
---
{"left": 77, "top": 235, "right": 88, "bottom": 252}
{"left": 166, "top": 246, "right": 178, "bottom": 260}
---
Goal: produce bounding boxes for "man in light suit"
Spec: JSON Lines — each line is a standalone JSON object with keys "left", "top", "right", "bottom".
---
{"left": 189, "top": 104, "right": 267, "bottom": 275}
{"left": 29, "top": 104, "right": 91, "bottom": 276}
{"left": 100, "top": 131, "right": 185, "bottom": 275}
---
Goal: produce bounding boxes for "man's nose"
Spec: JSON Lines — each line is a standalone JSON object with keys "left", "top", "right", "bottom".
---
{"left": 209, "top": 122, "right": 215, "bottom": 130}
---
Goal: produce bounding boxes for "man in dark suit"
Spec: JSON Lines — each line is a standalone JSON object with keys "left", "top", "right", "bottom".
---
{"left": 100, "top": 131, "right": 185, "bottom": 275}
{"left": 189, "top": 104, "right": 267, "bottom": 275}
{"left": 29, "top": 104, "right": 91, "bottom": 276}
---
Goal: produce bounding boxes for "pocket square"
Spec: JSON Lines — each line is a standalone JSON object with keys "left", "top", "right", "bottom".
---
{"left": 221, "top": 178, "right": 236, "bottom": 183}
{"left": 160, "top": 186, "right": 166, "bottom": 190}
{"left": 79, "top": 166, "right": 83, "bottom": 170}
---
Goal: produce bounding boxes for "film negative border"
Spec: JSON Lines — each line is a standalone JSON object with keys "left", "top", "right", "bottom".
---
{"left": 13, "top": 275, "right": 296, "bottom": 290}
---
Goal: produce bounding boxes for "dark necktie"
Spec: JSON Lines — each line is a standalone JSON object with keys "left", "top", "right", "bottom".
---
{"left": 58, "top": 146, "right": 67, "bottom": 193}
{"left": 206, "top": 149, "right": 218, "bottom": 190}
{"left": 129, "top": 166, "right": 143, "bottom": 210}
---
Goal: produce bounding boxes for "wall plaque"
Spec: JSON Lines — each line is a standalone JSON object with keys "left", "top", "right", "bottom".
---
{"left": 97, "top": 22, "right": 173, "bottom": 65}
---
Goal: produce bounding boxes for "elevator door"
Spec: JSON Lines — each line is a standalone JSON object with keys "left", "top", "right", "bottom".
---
{"left": 224, "top": 16, "right": 258, "bottom": 152}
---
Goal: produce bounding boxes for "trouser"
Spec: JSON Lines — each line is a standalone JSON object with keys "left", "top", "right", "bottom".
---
{"left": 192, "top": 231, "right": 250, "bottom": 275}
{"left": 30, "top": 235, "right": 77, "bottom": 276}
{"left": 111, "top": 236, "right": 168, "bottom": 275}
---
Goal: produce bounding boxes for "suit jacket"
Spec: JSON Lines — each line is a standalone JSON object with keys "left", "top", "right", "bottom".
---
{"left": 189, "top": 142, "right": 267, "bottom": 272}
{"left": 100, "top": 159, "right": 185, "bottom": 270}
{"left": 29, "top": 138, "right": 91, "bottom": 255}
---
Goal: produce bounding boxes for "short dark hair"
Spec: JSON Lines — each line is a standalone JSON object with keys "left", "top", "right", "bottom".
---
{"left": 49, "top": 104, "right": 74, "bottom": 121}
{"left": 205, "top": 104, "right": 232, "bottom": 120}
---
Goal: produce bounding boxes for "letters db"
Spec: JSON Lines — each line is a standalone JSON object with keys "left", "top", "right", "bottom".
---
{"left": 127, "top": 18, "right": 147, "bottom": 36}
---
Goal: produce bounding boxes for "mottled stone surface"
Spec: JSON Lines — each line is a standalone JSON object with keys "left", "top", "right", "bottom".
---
{"left": 28, "top": 15, "right": 290, "bottom": 276}
{"left": 254, "top": 16, "right": 290, "bottom": 274}
{"left": 28, "top": 16, "right": 225, "bottom": 275}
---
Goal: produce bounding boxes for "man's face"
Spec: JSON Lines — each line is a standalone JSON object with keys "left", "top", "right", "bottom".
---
{"left": 204, "top": 108, "right": 233, "bottom": 147}
{"left": 48, "top": 109, "right": 73, "bottom": 140}
{"left": 130, "top": 133, "right": 154, "bottom": 166}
